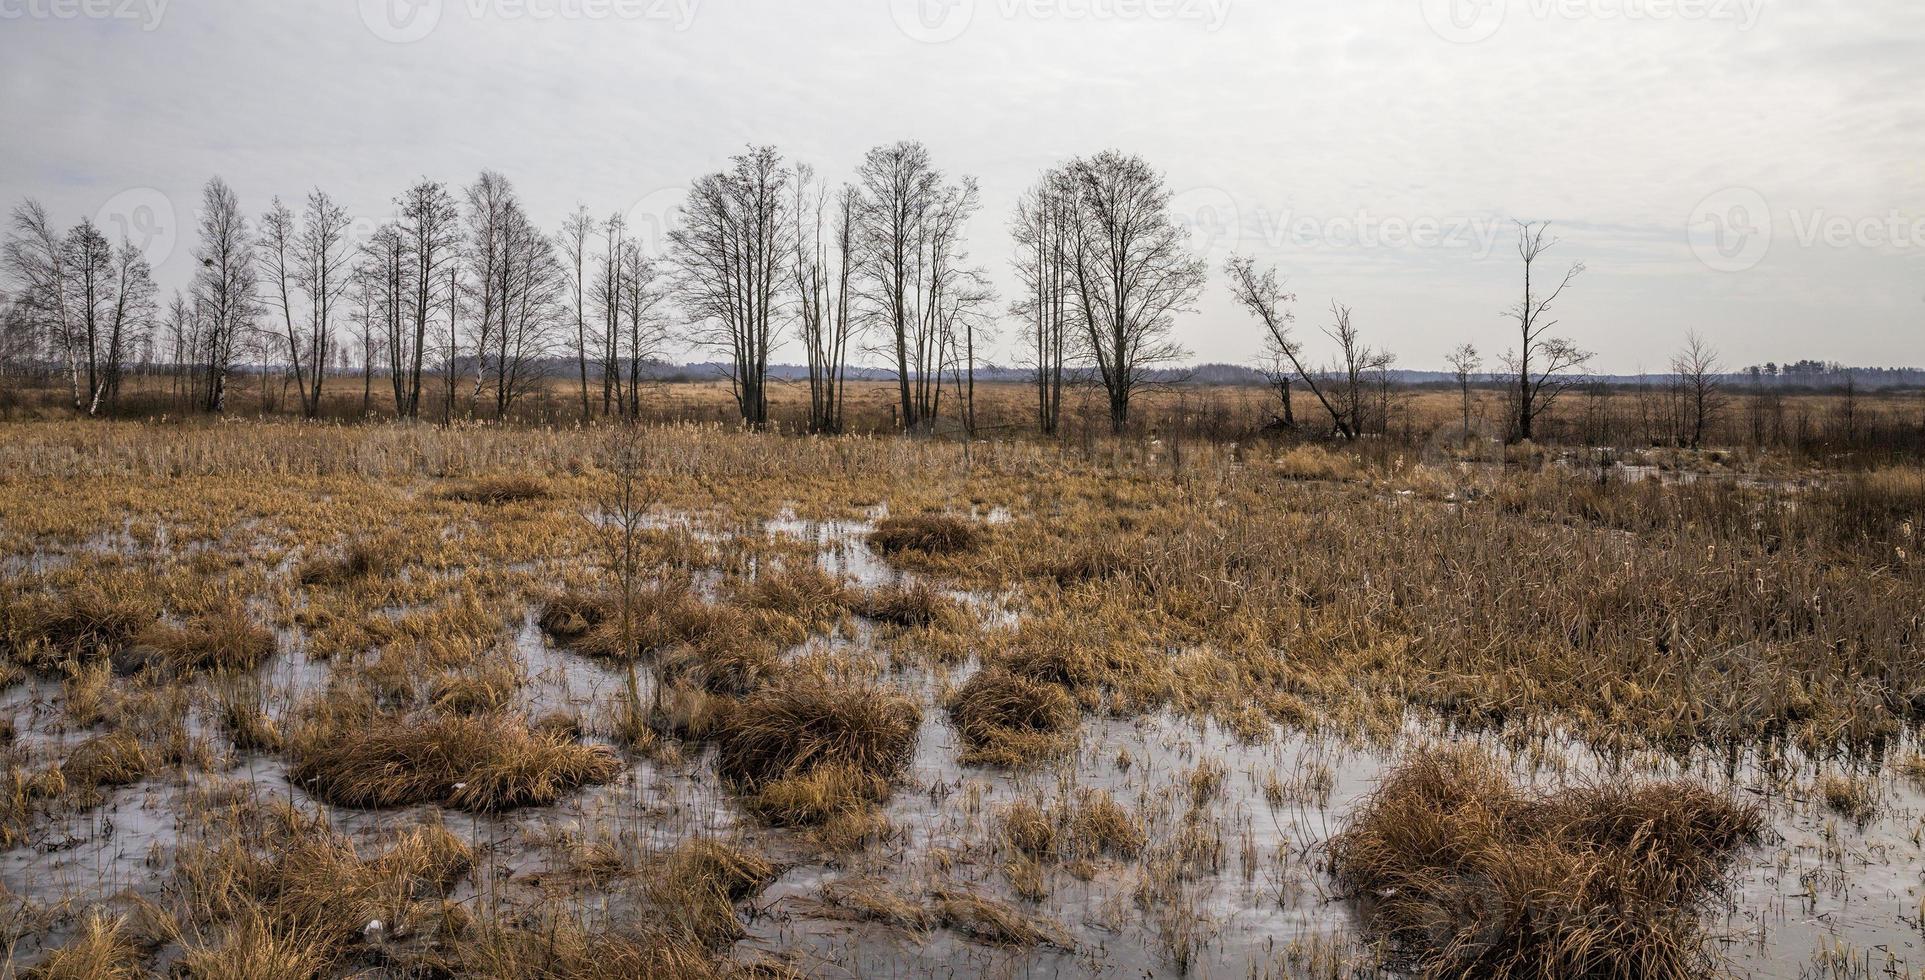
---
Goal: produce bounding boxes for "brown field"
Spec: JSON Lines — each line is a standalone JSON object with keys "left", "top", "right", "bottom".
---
{"left": 5, "top": 371, "right": 1920, "bottom": 457}
{"left": 0, "top": 418, "right": 1922, "bottom": 977}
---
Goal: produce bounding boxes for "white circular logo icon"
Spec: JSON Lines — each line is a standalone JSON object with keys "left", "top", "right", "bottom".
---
{"left": 94, "top": 188, "right": 177, "bottom": 268}
{"left": 1170, "top": 187, "right": 1242, "bottom": 254}
{"left": 360, "top": 0, "right": 443, "bottom": 43}
{"left": 1421, "top": 0, "right": 1507, "bottom": 43}
{"left": 625, "top": 188, "right": 686, "bottom": 258}
{"left": 891, "top": 0, "right": 976, "bottom": 43}
{"left": 1687, "top": 187, "right": 1772, "bottom": 273}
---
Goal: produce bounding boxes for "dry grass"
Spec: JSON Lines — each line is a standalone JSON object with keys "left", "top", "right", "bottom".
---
{"left": 297, "top": 533, "right": 404, "bottom": 587}
{"left": 126, "top": 599, "right": 276, "bottom": 674}
{"left": 169, "top": 807, "right": 473, "bottom": 976}
{"left": 439, "top": 474, "right": 551, "bottom": 504}
{"left": 945, "top": 669, "right": 1078, "bottom": 767}
{"left": 21, "top": 911, "right": 146, "bottom": 979}
{"left": 866, "top": 513, "right": 979, "bottom": 556}
{"left": 1327, "top": 748, "right": 1764, "bottom": 978}
{"left": 0, "top": 579, "right": 155, "bottom": 672}
{"left": 851, "top": 581, "right": 961, "bottom": 630}
{"left": 714, "top": 681, "right": 920, "bottom": 790}
{"left": 288, "top": 709, "right": 622, "bottom": 812}
{"left": 932, "top": 886, "right": 1069, "bottom": 948}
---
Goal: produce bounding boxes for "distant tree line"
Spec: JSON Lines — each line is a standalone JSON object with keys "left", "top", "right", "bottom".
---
{"left": 2, "top": 150, "right": 1912, "bottom": 445}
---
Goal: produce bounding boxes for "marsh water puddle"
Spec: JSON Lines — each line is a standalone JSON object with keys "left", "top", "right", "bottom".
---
{"left": 2, "top": 511, "right": 1922, "bottom": 977}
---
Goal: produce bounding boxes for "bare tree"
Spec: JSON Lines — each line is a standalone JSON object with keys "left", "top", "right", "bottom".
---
{"left": 1322, "top": 303, "right": 1395, "bottom": 437}
{"left": 295, "top": 189, "right": 352, "bottom": 418}
{"left": 559, "top": 205, "right": 595, "bottom": 420}
{"left": 4, "top": 202, "right": 75, "bottom": 407}
{"left": 1010, "top": 168, "right": 1074, "bottom": 436}
{"left": 191, "top": 178, "right": 257, "bottom": 415}
{"left": 792, "top": 169, "right": 859, "bottom": 434}
{"left": 1061, "top": 151, "right": 1205, "bottom": 434}
{"left": 96, "top": 239, "right": 154, "bottom": 414}
{"left": 258, "top": 198, "right": 305, "bottom": 414}
{"left": 669, "top": 146, "right": 792, "bottom": 429}
{"left": 396, "top": 179, "right": 461, "bottom": 420}
{"left": 852, "top": 141, "right": 985, "bottom": 432}
{"left": 1503, "top": 221, "right": 1589, "bottom": 442}
{"left": 1446, "top": 342, "right": 1481, "bottom": 441}
{"left": 613, "top": 239, "right": 669, "bottom": 416}
{"left": 1671, "top": 330, "right": 1723, "bottom": 448}
{"left": 594, "top": 213, "right": 626, "bottom": 415}
{"left": 64, "top": 219, "right": 117, "bottom": 414}
{"left": 1224, "top": 256, "right": 1352, "bottom": 439}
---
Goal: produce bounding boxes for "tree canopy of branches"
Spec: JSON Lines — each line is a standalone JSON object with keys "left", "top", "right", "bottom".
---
{"left": 1010, "top": 168, "right": 1074, "bottom": 435}
{"left": 669, "top": 146, "right": 792, "bottom": 429}
{"left": 191, "top": 178, "right": 257, "bottom": 415}
{"left": 1060, "top": 151, "right": 1205, "bottom": 434}
{"left": 792, "top": 167, "right": 860, "bottom": 434}
{"left": 1503, "top": 221, "right": 1590, "bottom": 442}
{"left": 853, "top": 141, "right": 988, "bottom": 432}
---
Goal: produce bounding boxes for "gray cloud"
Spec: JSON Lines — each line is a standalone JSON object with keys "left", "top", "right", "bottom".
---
{"left": 2, "top": 0, "right": 1919, "bottom": 371}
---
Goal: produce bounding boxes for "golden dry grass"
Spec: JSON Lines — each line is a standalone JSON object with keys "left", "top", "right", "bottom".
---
{"left": 1327, "top": 748, "right": 1764, "bottom": 978}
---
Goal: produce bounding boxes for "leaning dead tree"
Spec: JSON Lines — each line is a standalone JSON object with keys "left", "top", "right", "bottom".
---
{"left": 670, "top": 146, "right": 792, "bottom": 429}
{"left": 1225, "top": 256, "right": 1354, "bottom": 439}
{"left": 1504, "top": 220, "right": 1589, "bottom": 442}
{"left": 1061, "top": 151, "right": 1205, "bottom": 434}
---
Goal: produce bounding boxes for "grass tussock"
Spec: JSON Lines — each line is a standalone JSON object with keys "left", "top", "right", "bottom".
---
{"left": 61, "top": 732, "right": 150, "bottom": 791}
{"left": 0, "top": 580, "right": 156, "bottom": 672}
{"left": 22, "top": 911, "right": 146, "bottom": 979}
{"left": 440, "top": 474, "right": 551, "bottom": 504}
{"left": 852, "top": 581, "right": 962, "bottom": 630}
{"left": 170, "top": 806, "right": 473, "bottom": 977}
{"left": 866, "top": 513, "right": 978, "bottom": 556}
{"left": 288, "top": 709, "right": 621, "bottom": 812}
{"left": 648, "top": 837, "right": 780, "bottom": 946}
{"left": 126, "top": 600, "right": 277, "bottom": 675}
{"left": 540, "top": 584, "right": 770, "bottom": 671}
{"left": 715, "top": 681, "right": 918, "bottom": 827}
{"left": 298, "top": 534, "right": 404, "bottom": 587}
{"left": 715, "top": 681, "right": 920, "bottom": 790}
{"left": 945, "top": 669, "right": 1078, "bottom": 767}
{"left": 931, "top": 886, "right": 1069, "bottom": 948}
{"left": 812, "top": 876, "right": 933, "bottom": 934}
{"left": 413, "top": 915, "right": 736, "bottom": 979}
{"left": 1327, "top": 748, "right": 1764, "bottom": 979}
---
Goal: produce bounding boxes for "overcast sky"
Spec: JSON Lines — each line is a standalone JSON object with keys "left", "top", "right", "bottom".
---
{"left": 2, "top": 0, "right": 1919, "bottom": 372}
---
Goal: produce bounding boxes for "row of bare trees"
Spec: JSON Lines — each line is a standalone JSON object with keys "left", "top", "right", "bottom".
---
{"left": 6, "top": 162, "right": 1633, "bottom": 443}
